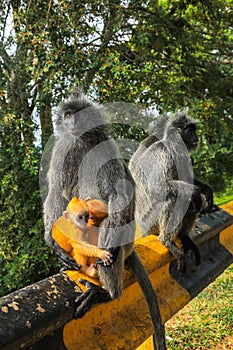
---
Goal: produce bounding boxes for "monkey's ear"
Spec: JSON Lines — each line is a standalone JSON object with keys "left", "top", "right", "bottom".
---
{"left": 63, "top": 211, "right": 70, "bottom": 219}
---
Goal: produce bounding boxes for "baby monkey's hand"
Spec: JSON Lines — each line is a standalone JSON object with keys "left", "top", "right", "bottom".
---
{"left": 99, "top": 250, "right": 113, "bottom": 266}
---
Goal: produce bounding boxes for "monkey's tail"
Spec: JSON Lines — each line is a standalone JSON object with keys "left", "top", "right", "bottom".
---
{"left": 126, "top": 250, "right": 167, "bottom": 350}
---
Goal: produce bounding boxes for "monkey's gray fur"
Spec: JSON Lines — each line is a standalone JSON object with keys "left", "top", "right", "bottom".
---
{"left": 43, "top": 91, "right": 166, "bottom": 350}
{"left": 129, "top": 111, "right": 205, "bottom": 272}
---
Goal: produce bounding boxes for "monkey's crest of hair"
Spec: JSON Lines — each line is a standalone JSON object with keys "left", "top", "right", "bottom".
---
{"left": 60, "top": 90, "right": 93, "bottom": 114}
{"left": 149, "top": 110, "right": 197, "bottom": 140}
{"left": 67, "top": 197, "right": 89, "bottom": 214}
{"left": 169, "top": 111, "right": 197, "bottom": 132}
{"left": 149, "top": 113, "right": 169, "bottom": 138}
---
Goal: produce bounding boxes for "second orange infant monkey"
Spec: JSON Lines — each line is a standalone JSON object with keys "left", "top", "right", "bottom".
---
{"left": 52, "top": 197, "right": 112, "bottom": 278}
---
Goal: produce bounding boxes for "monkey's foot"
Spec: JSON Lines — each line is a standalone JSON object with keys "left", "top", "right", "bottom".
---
{"left": 177, "top": 256, "right": 187, "bottom": 274}
{"left": 200, "top": 204, "right": 220, "bottom": 214}
{"left": 210, "top": 204, "right": 220, "bottom": 212}
{"left": 52, "top": 241, "right": 81, "bottom": 270}
{"left": 84, "top": 265, "right": 99, "bottom": 278}
{"left": 181, "top": 236, "right": 201, "bottom": 267}
{"left": 77, "top": 278, "right": 97, "bottom": 291}
{"left": 60, "top": 266, "right": 69, "bottom": 273}
{"left": 194, "top": 250, "right": 201, "bottom": 266}
{"left": 59, "top": 255, "right": 81, "bottom": 271}
{"left": 60, "top": 264, "right": 81, "bottom": 272}
{"left": 74, "top": 280, "right": 111, "bottom": 319}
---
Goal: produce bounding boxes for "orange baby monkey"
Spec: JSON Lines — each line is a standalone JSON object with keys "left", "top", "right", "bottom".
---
{"left": 52, "top": 197, "right": 112, "bottom": 278}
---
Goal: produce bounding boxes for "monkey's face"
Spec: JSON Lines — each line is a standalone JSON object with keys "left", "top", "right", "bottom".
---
{"left": 71, "top": 211, "right": 90, "bottom": 230}
{"left": 63, "top": 107, "right": 102, "bottom": 135}
{"left": 181, "top": 124, "right": 199, "bottom": 150}
{"left": 63, "top": 111, "right": 75, "bottom": 130}
{"left": 63, "top": 208, "right": 89, "bottom": 230}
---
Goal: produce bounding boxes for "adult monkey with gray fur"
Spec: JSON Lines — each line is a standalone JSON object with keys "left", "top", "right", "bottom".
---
{"left": 43, "top": 92, "right": 166, "bottom": 350}
{"left": 129, "top": 112, "right": 215, "bottom": 273}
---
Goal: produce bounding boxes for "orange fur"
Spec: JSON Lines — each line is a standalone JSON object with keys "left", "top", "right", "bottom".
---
{"left": 52, "top": 197, "right": 109, "bottom": 278}
{"left": 86, "top": 198, "right": 108, "bottom": 226}
{"left": 67, "top": 197, "right": 89, "bottom": 216}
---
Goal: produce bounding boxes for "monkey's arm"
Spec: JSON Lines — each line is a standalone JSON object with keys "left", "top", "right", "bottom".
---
{"left": 72, "top": 240, "right": 113, "bottom": 264}
{"left": 169, "top": 180, "right": 202, "bottom": 213}
{"left": 44, "top": 192, "right": 81, "bottom": 270}
{"left": 169, "top": 179, "right": 198, "bottom": 197}
{"left": 98, "top": 195, "right": 135, "bottom": 251}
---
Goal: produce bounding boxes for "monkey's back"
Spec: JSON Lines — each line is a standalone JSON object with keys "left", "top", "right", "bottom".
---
{"left": 130, "top": 132, "right": 194, "bottom": 235}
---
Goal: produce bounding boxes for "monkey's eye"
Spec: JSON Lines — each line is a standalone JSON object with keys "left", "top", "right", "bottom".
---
{"left": 64, "top": 112, "right": 73, "bottom": 119}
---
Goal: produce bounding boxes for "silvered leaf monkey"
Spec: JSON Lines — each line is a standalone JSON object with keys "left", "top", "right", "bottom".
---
{"left": 129, "top": 112, "right": 215, "bottom": 273}
{"left": 43, "top": 91, "right": 166, "bottom": 350}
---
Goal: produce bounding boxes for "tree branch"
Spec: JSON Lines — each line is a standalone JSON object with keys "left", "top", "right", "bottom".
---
{"left": 0, "top": 44, "right": 12, "bottom": 74}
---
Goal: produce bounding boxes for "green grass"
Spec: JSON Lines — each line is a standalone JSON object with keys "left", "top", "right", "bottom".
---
{"left": 166, "top": 263, "right": 233, "bottom": 349}
{"left": 214, "top": 184, "right": 233, "bottom": 206}
{"left": 214, "top": 194, "right": 233, "bottom": 206}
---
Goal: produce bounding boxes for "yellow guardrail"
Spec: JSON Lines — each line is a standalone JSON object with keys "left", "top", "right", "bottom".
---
{"left": 0, "top": 202, "right": 233, "bottom": 350}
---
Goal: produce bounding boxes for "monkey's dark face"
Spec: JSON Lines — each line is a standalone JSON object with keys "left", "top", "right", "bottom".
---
{"left": 181, "top": 124, "right": 199, "bottom": 150}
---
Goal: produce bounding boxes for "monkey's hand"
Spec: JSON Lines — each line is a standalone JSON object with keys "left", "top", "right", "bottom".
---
{"left": 194, "top": 180, "right": 214, "bottom": 213}
{"left": 201, "top": 185, "right": 214, "bottom": 212}
{"left": 96, "top": 247, "right": 120, "bottom": 266}
{"left": 98, "top": 250, "right": 113, "bottom": 266}
{"left": 190, "top": 187, "right": 202, "bottom": 213}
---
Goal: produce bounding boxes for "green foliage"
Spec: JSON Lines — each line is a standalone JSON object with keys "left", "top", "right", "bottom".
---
{"left": 0, "top": 0, "right": 232, "bottom": 295}
{"left": 0, "top": 115, "right": 60, "bottom": 296}
{"left": 190, "top": 101, "right": 233, "bottom": 192}
{"left": 0, "top": 217, "right": 59, "bottom": 296}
